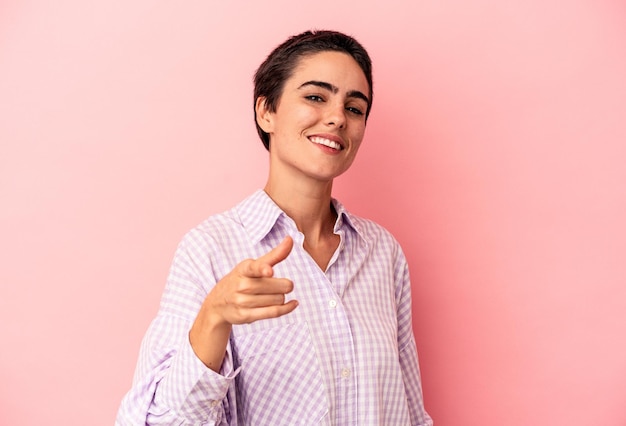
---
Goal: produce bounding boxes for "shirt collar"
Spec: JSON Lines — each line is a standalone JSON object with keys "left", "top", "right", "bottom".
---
{"left": 236, "top": 190, "right": 284, "bottom": 244}
{"left": 236, "top": 189, "right": 366, "bottom": 244}
{"left": 330, "top": 197, "right": 362, "bottom": 237}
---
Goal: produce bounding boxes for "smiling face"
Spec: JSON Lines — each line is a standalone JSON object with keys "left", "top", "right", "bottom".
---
{"left": 256, "top": 50, "right": 371, "bottom": 186}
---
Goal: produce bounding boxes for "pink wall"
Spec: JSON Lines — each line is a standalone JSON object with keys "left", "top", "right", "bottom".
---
{"left": 1, "top": 1, "right": 625, "bottom": 425}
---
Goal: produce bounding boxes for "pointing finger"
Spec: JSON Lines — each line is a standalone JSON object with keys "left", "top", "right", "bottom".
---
{"left": 239, "top": 236, "right": 293, "bottom": 278}
{"left": 257, "top": 236, "right": 294, "bottom": 268}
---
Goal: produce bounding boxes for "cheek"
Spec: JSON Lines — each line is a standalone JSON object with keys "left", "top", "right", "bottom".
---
{"left": 351, "top": 124, "right": 366, "bottom": 145}
{"left": 296, "top": 105, "right": 321, "bottom": 124}
{"left": 277, "top": 107, "right": 318, "bottom": 134}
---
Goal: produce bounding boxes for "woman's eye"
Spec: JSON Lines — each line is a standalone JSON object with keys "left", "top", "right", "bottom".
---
{"left": 346, "top": 106, "right": 364, "bottom": 116}
{"left": 305, "top": 95, "right": 324, "bottom": 102}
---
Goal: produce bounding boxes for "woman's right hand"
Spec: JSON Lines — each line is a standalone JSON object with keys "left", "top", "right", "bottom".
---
{"left": 189, "top": 236, "right": 298, "bottom": 371}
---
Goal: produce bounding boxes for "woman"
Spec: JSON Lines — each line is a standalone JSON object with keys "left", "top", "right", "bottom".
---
{"left": 117, "top": 30, "right": 433, "bottom": 426}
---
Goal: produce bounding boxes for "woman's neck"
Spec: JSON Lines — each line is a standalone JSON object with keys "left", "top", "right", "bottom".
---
{"left": 264, "top": 178, "right": 336, "bottom": 244}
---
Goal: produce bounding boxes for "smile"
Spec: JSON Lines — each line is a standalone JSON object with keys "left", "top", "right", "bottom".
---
{"left": 309, "top": 136, "right": 343, "bottom": 151}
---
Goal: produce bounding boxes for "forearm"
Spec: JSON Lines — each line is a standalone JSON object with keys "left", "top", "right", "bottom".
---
{"left": 399, "top": 338, "right": 433, "bottom": 426}
{"left": 117, "top": 315, "right": 236, "bottom": 425}
{"left": 189, "top": 302, "right": 232, "bottom": 372}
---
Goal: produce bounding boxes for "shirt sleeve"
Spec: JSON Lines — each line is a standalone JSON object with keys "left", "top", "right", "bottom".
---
{"left": 116, "top": 231, "right": 239, "bottom": 425}
{"left": 396, "top": 250, "right": 434, "bottom": 426}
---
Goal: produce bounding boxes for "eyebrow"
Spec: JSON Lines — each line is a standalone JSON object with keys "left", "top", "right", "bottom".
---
{"left": 298, "top": 80, "right": 370, "bottom": 105}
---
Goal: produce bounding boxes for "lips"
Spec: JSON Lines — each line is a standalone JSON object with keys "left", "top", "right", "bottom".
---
{"left": 308, "top": 136, "right": 344, "bottom": 151}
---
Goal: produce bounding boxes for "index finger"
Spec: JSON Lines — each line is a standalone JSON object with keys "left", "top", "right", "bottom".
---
{"left": 239, "top": 236, "right": 294, "bottom": 278}
{"left": 257, "top": 236, "right": 293, "bottom": 268}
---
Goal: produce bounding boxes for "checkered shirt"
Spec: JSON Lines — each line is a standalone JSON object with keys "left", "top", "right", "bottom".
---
{"left": 116, "top": 190, "right": 433, "bottom": 426}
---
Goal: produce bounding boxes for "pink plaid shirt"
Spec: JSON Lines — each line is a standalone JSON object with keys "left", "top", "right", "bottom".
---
{"left": 117, "top": 190, "right": 433, "bottom": 425}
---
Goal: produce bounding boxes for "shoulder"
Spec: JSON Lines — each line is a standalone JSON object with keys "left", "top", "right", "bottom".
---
{"left": 173, "top": 191, "right": 276, "bottom": 268}
{"left": 344, "top": 210, "right": 403, "bottom": 255}
{"left": 181, "top": 191, "right": 266, "bottom": 248}
{"left": 343, "top": 210, "right": 411, "bottom": 292}
{"left": 183, "top": 190, "right": 280, "bottom": 248}
{"left": 167, "top": 201, "right": 253, "bottom": 288}
{"left": 166, "top": 203, "right": 251, "bottom": 281}
{"left": 194, "top": 205, "right": 242, "bottom": 237}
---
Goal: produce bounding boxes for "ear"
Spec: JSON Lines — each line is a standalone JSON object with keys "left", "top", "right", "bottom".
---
{"left": 255, "top": 96, "right": 275, "bottom": 133}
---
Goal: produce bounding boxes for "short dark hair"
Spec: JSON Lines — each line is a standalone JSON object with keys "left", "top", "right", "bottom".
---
{"left": 253, "top": 30, "right": 373, "bottom": 150}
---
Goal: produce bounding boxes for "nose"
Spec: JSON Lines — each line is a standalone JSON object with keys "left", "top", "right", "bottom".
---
{"left": 324, "top": 102, "right": 346, "bottom": 129}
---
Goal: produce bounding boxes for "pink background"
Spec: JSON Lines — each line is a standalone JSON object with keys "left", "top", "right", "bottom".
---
{"left": 1, "top": 1, "right": 625, "bottom": 425}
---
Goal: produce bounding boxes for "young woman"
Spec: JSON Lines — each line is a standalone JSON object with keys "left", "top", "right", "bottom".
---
{"left": 117, "top": 30, "right": 433, "bottom": 426}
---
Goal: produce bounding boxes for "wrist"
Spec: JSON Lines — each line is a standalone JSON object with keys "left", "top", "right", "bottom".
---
{"left": 189, "top": 306, "right": 232, "bottom": 371}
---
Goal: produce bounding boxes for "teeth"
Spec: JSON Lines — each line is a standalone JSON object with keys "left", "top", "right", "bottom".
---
{"left": 309, "top": 136, "right": 341, "bottom": 150}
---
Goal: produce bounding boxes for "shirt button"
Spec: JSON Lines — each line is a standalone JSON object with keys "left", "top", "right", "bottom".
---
{"left": 210, "top": 400, "right": 219, "bottom": 407}
{"left": 328, "top": 299, "right": 337, "bottom": 308}
{"left": 341, "top": 368, "right": 350, "bottom": 378}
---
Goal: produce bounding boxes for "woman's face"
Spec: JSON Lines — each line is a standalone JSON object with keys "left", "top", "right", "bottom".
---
{"left": 256, "top": 50, "right": 370, "bottom": 184}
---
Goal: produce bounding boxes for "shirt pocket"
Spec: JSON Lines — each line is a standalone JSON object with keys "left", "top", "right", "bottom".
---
{"left": 231, "top": 322, "right": 329, "bottom": 425}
